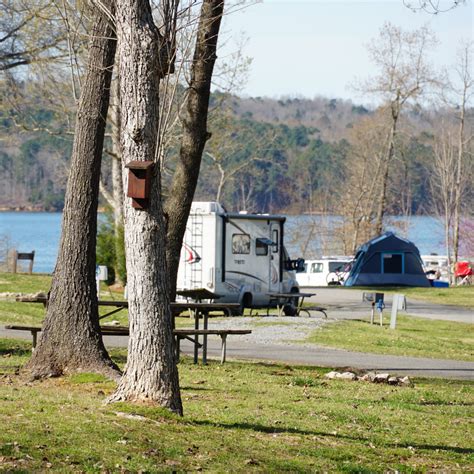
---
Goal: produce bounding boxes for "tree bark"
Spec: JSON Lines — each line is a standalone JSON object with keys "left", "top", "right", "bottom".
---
{"left": 110, "top": 76, "right": 125, "bottom": 284}
{"left": 110, "top": 76, "right": 124, "bottom": 230}
{"left": 26, "top": 4, "right": 120, "bottom": 379}
{"left": 165, "top": 0, "right": 224, "bottom": 302}
{"left": 452, "top": 94, "right": 466, "bottom": 264}
{"left": 107, "top": 0, "right": 182, "bottom": 414}
{"left": 374, "top": 104, "right": 399, "bottom": 235}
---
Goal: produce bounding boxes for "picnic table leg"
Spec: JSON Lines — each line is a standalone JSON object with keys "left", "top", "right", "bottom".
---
{"left": 202, "top": 312, "right": 208, "bottom": 365}
{"left": 220, "top": 334, "right": 228, "bottom": 364}
{"left": 296, "top": 296, "right": 305, "bottom": 317}
{"left": 31, "top": 330, "right": 38, "bottom": 350}
{"left": 193, "top": 309, "right": 199, "bottom": 364}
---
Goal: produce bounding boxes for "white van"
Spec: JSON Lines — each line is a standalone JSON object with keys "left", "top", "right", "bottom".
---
{"left": 296, "top": 257, "right": 352, "bottom": 287}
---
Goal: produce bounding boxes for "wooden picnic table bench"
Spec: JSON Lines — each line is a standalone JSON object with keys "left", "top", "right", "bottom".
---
{"left": 12, "top": 297, "right": 247, "bottom": 364}
{"left": 297, "top": 306, "right": 328, "bottom": 318}
{"left": 4, "top": 325, "right": 252, "bottom": 365}
{"left": 15, "top": 296, "right": 241, "bottom": 364}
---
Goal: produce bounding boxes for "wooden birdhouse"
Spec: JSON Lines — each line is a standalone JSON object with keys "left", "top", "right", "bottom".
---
{"left": 125, "top": 160, "right": 154, "bottom": 209}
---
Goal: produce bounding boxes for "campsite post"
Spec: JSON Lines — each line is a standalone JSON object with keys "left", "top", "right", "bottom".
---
{"left": 390, "top": 294, "right": 405, "bottom": 329}
{"left": 376, "top": 297, "right": 385, "bottom": 326}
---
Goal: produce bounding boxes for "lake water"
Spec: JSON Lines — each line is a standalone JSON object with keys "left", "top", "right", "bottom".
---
{"left": 0, "top": 212, "right": 446, "bottom": 274}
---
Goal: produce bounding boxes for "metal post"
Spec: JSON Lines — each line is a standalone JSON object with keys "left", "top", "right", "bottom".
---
{"left": 202, "top": 312, "right": 208, "bottom": 365}
{"left": 220, "top": 334, "right": 227, "bottom": 363}
{"left": 390, "top": 294, "right": 399, "bottom": 329}
{"left": 193, "top": 309, "right": 199, "bottom": 364}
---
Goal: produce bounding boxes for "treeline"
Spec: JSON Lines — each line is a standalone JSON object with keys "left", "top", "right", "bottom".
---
{"left": 0, "top": 107, "right": 71, "bottom": 211}
{"left": 0, "top": 91, "right": 469, "bottom": 214}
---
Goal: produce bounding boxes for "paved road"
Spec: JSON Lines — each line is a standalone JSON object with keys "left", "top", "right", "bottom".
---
{"left": 177, "top": 338, "right": 474, "bottom": 380}
{"left": 4, "top": 327, "right": 473, "bottom": 380}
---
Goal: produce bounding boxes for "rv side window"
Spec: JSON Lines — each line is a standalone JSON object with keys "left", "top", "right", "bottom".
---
{"left": 232, "top": 234, "right": 250, "bottom": 254}
{"left": 272, "top": 229, "right": 279, "bottom": 253}
{"left": 256, "top": 238, "right": 269, "bottom": 256}
{"left": 311, "top": 262, "right": 323, "bottom": 273}
{"left": 382, "top": 253, "right": 404, "bottom": 273}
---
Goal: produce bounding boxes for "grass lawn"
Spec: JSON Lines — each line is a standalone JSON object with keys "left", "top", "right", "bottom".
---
{"left": 0, "top": 272, "right": 51, "bottom": 294}
{"left": 1, "top": 338, "right": 473, "bottom": 472}
{"left": 306, "top": 315, "right": 474, "bottom": 361}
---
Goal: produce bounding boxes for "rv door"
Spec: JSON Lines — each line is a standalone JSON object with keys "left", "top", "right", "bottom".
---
{"left": 268, "top": 223, "right": 281, "bottom": 292}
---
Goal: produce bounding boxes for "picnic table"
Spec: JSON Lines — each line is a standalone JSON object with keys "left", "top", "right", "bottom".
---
{"left": 15, "top": 296, "right": 245, "bottom": 364}
{"left": 176, "top": 288, "right": 221, "bottom": 302}
{"left": 266, "top": 291, "right": 327, "bottom": 318}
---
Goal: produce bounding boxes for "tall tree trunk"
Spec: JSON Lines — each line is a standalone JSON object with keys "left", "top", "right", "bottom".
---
{"left": 111, "top": 76, "right": 124, "bottom": 231}
{"left": 165, "top": 0, "right": 224, "bottom": 302}
{"left": 107, "top": 0, "right": 182, "bottom": 413}
{"left": 111, "top": 76, "right": 125, "bottom": 285}
{"left": 452, "top": 97, "right": 466, "bottom": 264}
{"left": 27, "top": 4, "right": 120, "bottom": 379}
{"left": 374, "top": 104, "right": 399, "bottom": 235}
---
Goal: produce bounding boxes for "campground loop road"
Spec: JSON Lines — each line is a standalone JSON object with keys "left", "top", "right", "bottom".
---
{"left": 2, "top": 288, "right": 473, "bottom": 379}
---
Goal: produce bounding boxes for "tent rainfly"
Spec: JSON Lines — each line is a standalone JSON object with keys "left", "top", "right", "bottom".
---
{"left": 344, "top": 232, "right": 431, "bottom": 287}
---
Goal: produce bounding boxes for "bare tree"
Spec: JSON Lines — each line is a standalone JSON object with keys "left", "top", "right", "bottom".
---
{"left": 26, "top": 1, "right": 120, "bottom": 379}
{"left": 107, "top": 0, "right": 182, "bottom": 413}
{"left": 446, "top": 41, "right": 473, "bottom": 263}
{"left": 203, "top": 110, "right": 274, "bottom": 203}
{"left": 164, "top": 0, "right": 224, "bottom": 302}
{"left": 359, "top": 22, "right": 437, "bottom": 235}
{"left": 335, "top": 112, "right": 388, "bottom": 254}
{"left": 429, "top": 124, "right": 457, "bottom": 278}
{"left": 403, "top": 0, "right": 466, "bottom": 14}
{"left": 429, "top": 41, "right": 474, "bottom": 275}
{"left": 0, "top": 0, "right": 69, "bottom": 71}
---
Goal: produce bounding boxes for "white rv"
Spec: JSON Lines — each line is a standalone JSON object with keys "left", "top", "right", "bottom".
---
{"left": 176, "top": 202, "right": 302, "bottom": 312}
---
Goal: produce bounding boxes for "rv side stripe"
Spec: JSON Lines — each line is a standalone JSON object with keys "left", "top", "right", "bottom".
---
{"left": 226, "top": 271, "right": 266, "bottom": 284}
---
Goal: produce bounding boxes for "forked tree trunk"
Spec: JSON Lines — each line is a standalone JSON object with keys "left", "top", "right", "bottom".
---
{"left": 27, "top": 5, "right": 120, "bottom": 379}
{"left": 107, "top": 0, "right": 182, "bottom": 413}
{"left": 165, "top": 0, "right": 224, "bottom": 302}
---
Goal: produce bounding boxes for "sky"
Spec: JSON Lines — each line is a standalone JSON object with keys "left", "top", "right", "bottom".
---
{"left": 219, "top": 0, "right": 473, "bottom": 102}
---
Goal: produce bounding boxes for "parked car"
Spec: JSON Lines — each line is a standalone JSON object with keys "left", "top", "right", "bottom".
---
{"left": 421, "top": 254, "right": 449, "bottom": 282}
{"left": 296, "top": 257, "right": 352, "bottom": 287}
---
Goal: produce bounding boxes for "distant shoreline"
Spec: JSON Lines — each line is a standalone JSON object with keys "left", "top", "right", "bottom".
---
{"left": 0, "top": 207, "right": 108, "bottom": 213}
{"left": 0, "top": 208, "right": 444, "bottom": 218}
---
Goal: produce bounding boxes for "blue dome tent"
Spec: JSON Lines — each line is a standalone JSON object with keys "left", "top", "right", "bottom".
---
{"left": 344, "top": 232, "right": 430, "bottom": 287}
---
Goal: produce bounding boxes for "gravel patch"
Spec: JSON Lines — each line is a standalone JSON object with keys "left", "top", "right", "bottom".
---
{"left": 208, "top": 315, "right": 332, "bottom": 345}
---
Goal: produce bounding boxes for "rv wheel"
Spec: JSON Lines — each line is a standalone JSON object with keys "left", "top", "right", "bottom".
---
{"left": 283, "top": 303, "right": 297, "bottom": 316}
{"left": 241, "top": 293, "right": 253, "bottom": 313}
{"left": 283, "top": 288, "right": 299, "bottom": 316}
